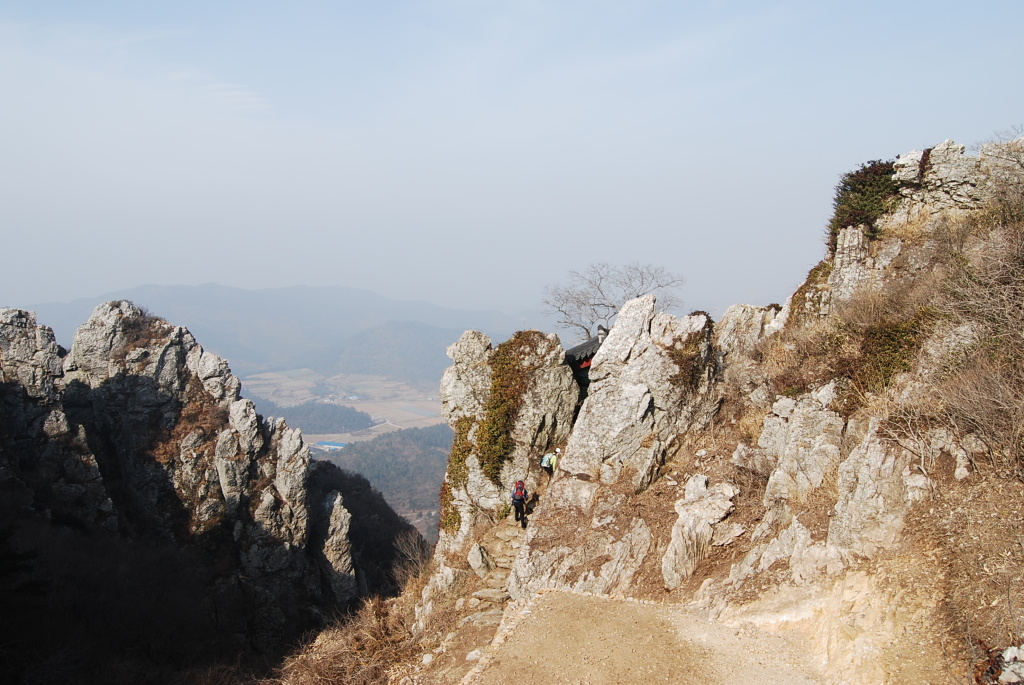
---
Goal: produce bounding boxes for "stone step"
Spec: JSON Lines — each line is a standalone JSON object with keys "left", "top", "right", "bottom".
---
{"left": 484, "top": 569, "right": 510, "bottom": 589}
{"left": 459, "top": 608, "right": 504, "bottom": 627}
{"left": 493, "top": 526, "right": 523, "bottom": 542}
{"left": 472, "top": 588, "right": 510, "bottom": 603}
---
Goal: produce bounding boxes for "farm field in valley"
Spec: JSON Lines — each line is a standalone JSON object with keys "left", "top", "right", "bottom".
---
{"left": 241, "top": 369, "right": 446, "bottom": 444}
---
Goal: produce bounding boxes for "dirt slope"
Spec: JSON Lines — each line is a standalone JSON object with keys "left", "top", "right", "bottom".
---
{"left": 465, "top": 591, "right": 824, "bottom": 685}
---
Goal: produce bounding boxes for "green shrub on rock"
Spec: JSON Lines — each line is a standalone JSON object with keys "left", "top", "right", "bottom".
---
{"left": 475, "top": 331, "right": 549, "bottom": 485}
{"left": 827, "top": 159, "right": 901, "bottom": 251}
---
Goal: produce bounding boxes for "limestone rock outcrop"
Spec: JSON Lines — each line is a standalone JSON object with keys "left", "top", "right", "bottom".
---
{"left": 892, "top": 139, "right": 990, "bottom": 213}
{"left": 557, "top": 297, "right": 719, "bottom": 495}
{"left": 0, "top": 308, "right": 117, "bottom": 530}
{"left": 713, "top": 302, "right": 787, "bottom": 403}
{"left": 731, "top": 386, "right": 845, "bottom": 499}
{"left": 661, "top": 475, "right": 738, "bottom": 590}
{"left": 506, "top": 297, "right": 722, "bottom": 598}
{"left": 436, "top": 329, "right": 577, "bottom": 556}
{"left": 0, "top": 301, "right": 419, "bottom": 671}
{"left": 56, "top": 302, "right": 331, "bottom": 599}
{"left": 826, "top": 419, "right": 930, "bottom": 557}
{"left": 416, "top": 138, "right": 1024, "bottom": 684}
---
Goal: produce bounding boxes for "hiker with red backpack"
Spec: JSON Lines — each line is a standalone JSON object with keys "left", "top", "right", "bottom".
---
{"left": 511, "top": 480, "right": 529, "bottom": 528}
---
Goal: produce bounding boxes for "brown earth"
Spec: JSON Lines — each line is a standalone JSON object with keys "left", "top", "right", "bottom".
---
{"left": 465, "top": 592, "right": 824, "bottom": 685}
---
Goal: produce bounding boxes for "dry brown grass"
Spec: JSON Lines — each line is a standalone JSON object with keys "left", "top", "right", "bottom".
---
{"left": 709, "top": 391, "right": 767, "bottom": 447}
{"left": 881, "top": 207, "right": 932, "bottom": 242}
{"left": 795, "top": 461, "right": 841, "bottom": 541}
{"left": 269, "top": 597, "right": 416, "bottom": 685}
{"left": 932, "top": 220, "right": 1024, "bottom": 470}
{"left": 264, "top": 552, "right": 472, "bottom": 685}
{"left": 755, "top": 264, "right": 940, "bottom": 416}
{"left": 755, "top": 318, "right": 851, "bottom": 399}
{"left": 903, "top": 466, "right": 1024, "bottom": 662}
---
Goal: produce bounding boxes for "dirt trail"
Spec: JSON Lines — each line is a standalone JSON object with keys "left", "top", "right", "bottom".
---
{"left": 464, "top": 591, "right": 824, "bottom": 685}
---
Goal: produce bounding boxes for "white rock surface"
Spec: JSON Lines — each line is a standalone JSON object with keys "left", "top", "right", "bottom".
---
{"left": 662, "top": 476, "right": 739, "bottom": 589}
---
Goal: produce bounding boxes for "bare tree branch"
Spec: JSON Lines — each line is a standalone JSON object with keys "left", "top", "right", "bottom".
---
{"left": 542, "top": 261, "right": 684, "bottom": 340}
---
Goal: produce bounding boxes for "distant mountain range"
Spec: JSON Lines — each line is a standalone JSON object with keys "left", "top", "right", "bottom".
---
{"left": 27, "top": 283, "right": 542, "bottom": 387}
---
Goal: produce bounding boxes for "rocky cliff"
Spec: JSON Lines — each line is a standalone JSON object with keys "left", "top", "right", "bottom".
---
{"left": 413, "top": 138, "right": 1024, "bottom": 684}
{"left": 0, "top": 301, "right": 420, "bottom": 682}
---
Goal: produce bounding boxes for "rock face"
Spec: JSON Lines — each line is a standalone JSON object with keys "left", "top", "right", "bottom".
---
{"left": 416, "top": 328, "right": 578, "bottom": 632}
{"left": 422, "top": 139, "right": 1024, "bottom": 683}
{"left": 436, "top": 329, "right": 577, "bottom": 556}
{"left": 0, "top": 302, "right": 419, "bottom": 678}
{"left": 557, "top": 297, "right": 718, "bottom": 495}
{"left": 892, "top": 139, "right": 991, "bottom": 213}
{"left": 56, "top": 302, "right": 338, "bottom": 608}
{"left": 0, "top": 308, "right": 117, "bottom": 530}
{"left": 662, "top": 475, "right": 738, "bottom": 590}
{"left": 759, "top": 386, "right": 845, "bottom": 509}
{"left": 505, "top": 297, "right": 722, "bottom": 598}
{"left": 886, "top": 137, "right": 1024, "bottom": 235}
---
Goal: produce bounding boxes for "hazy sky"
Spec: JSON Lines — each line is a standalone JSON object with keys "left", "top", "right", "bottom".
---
{"left": 3, "top": 1, "right": 1023, "bottom": 319}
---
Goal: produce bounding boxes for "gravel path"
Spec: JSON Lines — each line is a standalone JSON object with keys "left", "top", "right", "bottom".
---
{"left": 465, "top": 591, "right": 824, "bottom": 685}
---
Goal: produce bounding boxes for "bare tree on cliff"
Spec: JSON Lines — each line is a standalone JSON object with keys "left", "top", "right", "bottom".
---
{"left": 543, "top": 262, "right": 684, "bottom": 341}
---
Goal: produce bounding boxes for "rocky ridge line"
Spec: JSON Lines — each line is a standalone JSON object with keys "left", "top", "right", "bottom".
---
{"left": 412, "top": 138, "right": 1022, "bottom": 684}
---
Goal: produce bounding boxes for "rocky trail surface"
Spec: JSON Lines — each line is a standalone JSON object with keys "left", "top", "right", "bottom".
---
{"left": 462, "top": 591, "right": 824, "bottom": 685}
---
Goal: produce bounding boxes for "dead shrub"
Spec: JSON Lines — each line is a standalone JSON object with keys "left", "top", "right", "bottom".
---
{"left": 270, "top": 597, "right": 415, "bottom": 685}
{"left": 391, "top": 528, "right": 431, "bottom": 590}
{"left": 937, "top": 356, "right": 1024, "bottom": 471}
{"left": 941, "top": 223, "right": 1024, "bottom": 350}
{"left": 979, "top": 128, "right": 1024, "bottom": 227}
{"left": 931, "top": 212, "right": 982, "bottom": 257}
{"left": 936, "top": 218, "right": 1024, "bottom": 468}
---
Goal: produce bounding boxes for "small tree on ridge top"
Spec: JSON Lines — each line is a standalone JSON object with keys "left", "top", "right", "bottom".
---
{"left": 543, "top": 261, "right": 684, "bottom": 341}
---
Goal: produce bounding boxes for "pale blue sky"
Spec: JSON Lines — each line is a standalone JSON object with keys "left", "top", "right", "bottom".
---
{"left": 2, "top": 1, "right": 1022, "bottom": 319}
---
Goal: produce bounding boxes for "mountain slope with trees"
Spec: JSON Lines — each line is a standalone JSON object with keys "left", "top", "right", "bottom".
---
{"left": 318, "top": 424, "right": 454, "bottom": 543}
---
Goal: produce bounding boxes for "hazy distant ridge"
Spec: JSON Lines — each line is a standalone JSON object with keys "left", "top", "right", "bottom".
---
{"left": 27, "top": 283, "right": 531, "bottom": 381}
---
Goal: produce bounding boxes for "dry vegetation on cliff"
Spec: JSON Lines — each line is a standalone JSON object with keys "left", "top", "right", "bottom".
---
{"left": 222, "top": 137, "right": 1024, "bottom": 685}
{"left": 262, "top": 551, "right": 469, "bottom": 685}
{"left": 754, "top": 137, "right": 1024, "bottom": 679}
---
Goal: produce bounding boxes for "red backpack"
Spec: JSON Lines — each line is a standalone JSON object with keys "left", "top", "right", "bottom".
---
{"left": 512, "top": 481, "right": 526, "bottom": 501}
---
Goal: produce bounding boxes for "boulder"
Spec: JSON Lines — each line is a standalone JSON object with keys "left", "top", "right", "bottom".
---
{"left": 827, "top": 419, "right": 930, "bottom": 557}
{"left": 661, "top": 475, "right": 739, "bottom": 590}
